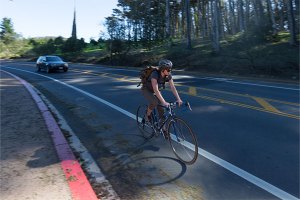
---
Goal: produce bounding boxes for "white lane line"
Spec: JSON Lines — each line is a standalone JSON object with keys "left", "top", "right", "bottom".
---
{"left": 199, "top": 149, "right": 299, "bottom": 200}
{"left": 181, "top": 76, "right": 299, "bottom": 91}
{"left": 3, "top": 66, "right": 299, "bottom": 200}
{"left": 38, "top": 89, "right": 120, "bottom": 200}
{"left": 222, "top": 80, "right": 300, "bottom": 91}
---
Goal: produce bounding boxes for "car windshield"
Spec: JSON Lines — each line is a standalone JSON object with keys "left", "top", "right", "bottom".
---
{"left": 46, "top": 56, "right": 62, "bottom": 62}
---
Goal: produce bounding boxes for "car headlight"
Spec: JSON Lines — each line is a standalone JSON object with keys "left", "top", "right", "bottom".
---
{"left": 64, "top": 63, "right": 68, "bottom": 67}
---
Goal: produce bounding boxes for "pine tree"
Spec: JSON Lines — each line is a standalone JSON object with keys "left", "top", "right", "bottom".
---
{"left": 0, "top": 17, "right": 16, "bottom": 44}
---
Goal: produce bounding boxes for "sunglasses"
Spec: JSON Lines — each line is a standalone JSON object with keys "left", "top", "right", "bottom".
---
{"left": 165, "top": 68, "right": 172, "bottom": 72}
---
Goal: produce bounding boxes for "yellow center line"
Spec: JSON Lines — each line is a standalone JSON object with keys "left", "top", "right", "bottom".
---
{"left": 176, "top": 83, "right": 300, "bottom": 106}
{"left": 117, "top": 76, "right": 128, "bottom": 81}
{"left": 70, "top": 69, "right": 299, "bottom": 120}
{"left": 188, "top": 87, "right": 197, "bottom": 96}
{"left": 177, "top": 90, "right": 300, "bottom": 120}
{"left": 252, "top": 97, "right": 281, "bottom": 113}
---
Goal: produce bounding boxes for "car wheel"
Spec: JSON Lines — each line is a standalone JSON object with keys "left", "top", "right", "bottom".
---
{"left": 36, "top": 65, "right": 41, "bottom": 72}
{"left": 46, "top": 66, "right": 51, "bottom": 73}
{"left": 63, "top": 68, "right": 68, "bottom": 72}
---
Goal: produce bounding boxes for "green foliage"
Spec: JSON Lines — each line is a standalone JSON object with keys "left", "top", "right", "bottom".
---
{"left": 105, "top": 0, "right": 167, "bottom": 46}
{"left": 29, "top": 38, "right": 57, "bottom": 55}
{"left": 84, "top": 39, "right": 105, "bottom": 51}
{"left": 105, "top": 15, "right": 126, "bottom": 40}
{"left": 0, "top": 18, "right": 86, "bottom": 59}
{"left": 61, "top": 38, "right": 86, "bottom": 54}
{"left": 0, "top": 38, "right": 31, "bottom": 58}
{"left": 105, "top": 39, "right": 127, "bottom": 54}
{"left": 26, "top": 36, "right": 86, "bottom": 59}
{"left": 93, "top": 30, "right": 298, "bottom": 80}
{"left": 0, "top": 17, "right": 17, "bottom": 44}
{"left": 0, "top": 17, "right": 32, "bottom": 58}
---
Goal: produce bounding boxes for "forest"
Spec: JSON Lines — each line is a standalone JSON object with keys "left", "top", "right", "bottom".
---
{"left": 105, "top": 0, "right": 299, "bottom": 49}
{"left": 1, "top": 0, "right": 299, "bottom": 80}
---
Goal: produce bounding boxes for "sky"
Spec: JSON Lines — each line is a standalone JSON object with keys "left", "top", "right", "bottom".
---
{"left": 0, "top": 0, "right": 118, "bottom": 41}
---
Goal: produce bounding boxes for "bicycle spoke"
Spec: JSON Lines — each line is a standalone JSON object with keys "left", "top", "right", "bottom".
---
{"left": 168, "top": 117, "right": 198, "bottom": 164}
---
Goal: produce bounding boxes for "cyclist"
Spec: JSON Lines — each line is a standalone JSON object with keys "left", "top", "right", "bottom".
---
{"left": 141, "top": 59, "right": 183, "bottom": 130}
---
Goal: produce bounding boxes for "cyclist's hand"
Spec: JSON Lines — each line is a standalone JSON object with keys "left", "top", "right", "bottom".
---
{"left": 162, "top": 101, "right": 170, "bottom": 107}
{"left": 177, "top": 99, "right": 183, "bottom": 107}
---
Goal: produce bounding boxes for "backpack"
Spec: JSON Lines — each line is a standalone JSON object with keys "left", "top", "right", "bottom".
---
{"left": 137, "top": 66, "right": 159, "bottom": 87}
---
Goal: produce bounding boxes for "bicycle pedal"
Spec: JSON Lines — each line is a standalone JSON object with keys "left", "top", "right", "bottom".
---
{"left": 154, "top": 131, "right": 159, "bottom": 137}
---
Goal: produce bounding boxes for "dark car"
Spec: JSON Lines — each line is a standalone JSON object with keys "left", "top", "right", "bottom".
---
{"left": 36, "top": 55, "right": 69, "bottom": 73}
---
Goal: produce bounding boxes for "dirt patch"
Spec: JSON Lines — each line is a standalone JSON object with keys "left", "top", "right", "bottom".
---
{"left": 0, "top": 72, "right": 72, "bottom": 200}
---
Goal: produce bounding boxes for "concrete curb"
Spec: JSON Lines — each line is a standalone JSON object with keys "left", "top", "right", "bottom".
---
{"left": 2, "top": 70, "right": 99, "bottom": 200}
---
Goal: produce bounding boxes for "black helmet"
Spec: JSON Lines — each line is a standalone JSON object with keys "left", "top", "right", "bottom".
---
{"left": 158, "top": 59, "right": 173, "bottom": 69}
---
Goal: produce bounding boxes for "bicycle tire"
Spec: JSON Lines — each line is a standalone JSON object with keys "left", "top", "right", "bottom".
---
{"left": 167, "top": 117, "right": 198, "bottom": 164}
{"left": 136, "top": 105, "right": 155, "bottom": 139}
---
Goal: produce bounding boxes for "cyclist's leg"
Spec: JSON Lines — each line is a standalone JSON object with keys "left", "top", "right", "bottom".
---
{"left": 141, "top": 88, "right": 159, "bottom": 121}
{"left": 157, "top": 104, "right": 164, "bottom": 120}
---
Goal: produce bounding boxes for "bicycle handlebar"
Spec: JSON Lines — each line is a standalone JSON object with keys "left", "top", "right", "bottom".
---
{"left": 159, "top": 101, "right": 192, "bottom": 111}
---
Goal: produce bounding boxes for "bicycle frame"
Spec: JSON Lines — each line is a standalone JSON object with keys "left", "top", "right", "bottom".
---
{"left": 137, "top": 101, "right": 198, "bottom": 164}
{"left": 151, "top": 103, "right": 177, "bottom": 136}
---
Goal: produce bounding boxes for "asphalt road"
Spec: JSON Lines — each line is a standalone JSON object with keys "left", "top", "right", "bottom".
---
{"left": 1, "top": 60, "right": 299, "bottom": 200}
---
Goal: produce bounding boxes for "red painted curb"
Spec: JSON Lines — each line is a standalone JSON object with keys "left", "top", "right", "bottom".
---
{"left": 4, "top": 71, "right": 98, "bottom": 200}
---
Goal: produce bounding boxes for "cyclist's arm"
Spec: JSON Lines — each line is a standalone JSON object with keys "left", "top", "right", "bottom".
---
{"left": 169, "top": 79, "right": 183, "bottom": 106}
{"left": 151, "top": 78, "right": 168, "bottom": 106}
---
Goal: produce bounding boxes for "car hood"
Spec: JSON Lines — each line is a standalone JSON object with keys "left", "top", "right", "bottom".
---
{"left": 48, "top": 61, "right": 66, "bottom": 64}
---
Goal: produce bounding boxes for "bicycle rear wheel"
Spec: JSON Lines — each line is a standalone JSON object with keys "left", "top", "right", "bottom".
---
{"left": 167, "top": 117, "right": 198, "bottom": 164}
{"left": 136, "top": 105, "right": 154, "bottom": 139}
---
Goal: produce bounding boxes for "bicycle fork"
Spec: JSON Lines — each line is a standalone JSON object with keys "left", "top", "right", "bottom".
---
{"left": 151, "top": 109, "right": 167, "bottom": 138}
{"left": 170, "top": 120, "right": 181, "bottom": 142}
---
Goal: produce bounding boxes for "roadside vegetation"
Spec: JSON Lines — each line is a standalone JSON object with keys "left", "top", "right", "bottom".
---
{"left": 0, "top": 0, "right": 299, "bottom": 81}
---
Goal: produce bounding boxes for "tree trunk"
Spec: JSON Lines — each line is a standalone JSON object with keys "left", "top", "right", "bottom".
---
{"left": 206, "top": 2, "right": 211, "bottom": 37}
{"left": 211, "top": 0, "right": 220, "bottom": 53}
{"left": 219, "top": 0, "right": 226, "bottom": 38}
{"left": 224, "top": 1, "right": 230, "bottom": 35}
{"left": 185, "top": 0, "right": 192, "bottom": 49}
{"left": 191, "top": 7, "right": 196, "bottom": 38}
{"left": 165, "top": 0, "right": 171, "bottom": 38}
{"left": 144, "top": 0, "right": 151, "bottom": 42}
{"left": 202, "top": 1, "right": 209, "bottom": 38}
{"left": 237, "top": 0, "right": 245, "bottom": 32}
{"left": 252, "top": 0, "right": 265, "bottom": 27}
{"left": 245, "top": 0, "right": 250, "bottom": 31}
{"left": 277, "top": 0, "right": 285, "bottom": 30}
{"left": 257, "top": 0, "right": 265, "bottom": 26}
{"left": 195, "top": 2, "right": 201, "bottom": 38}
{"left": 267, "top": 0, "right": 277, "bottom": 34}
{"left": 294, "top": 0, "right": 299, "bottom": 34}
{"left": 174, "top": 8, "right": 180, "bottom": 38}
{"left": 286, "top": 0, "right": 297, "bottom": 45}
{"left": 228, "top": 0, "right": 237, "bottom": 34}
{"left": 181, "top": 0, "right": 186, "bottom": 38}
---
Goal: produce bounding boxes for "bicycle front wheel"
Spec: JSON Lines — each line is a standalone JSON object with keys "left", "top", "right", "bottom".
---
{"left": 136, "top": 105, "right": 154, "bottom": 139}
{"left": 167, "top": 117, "right": 198, "bottom": 164}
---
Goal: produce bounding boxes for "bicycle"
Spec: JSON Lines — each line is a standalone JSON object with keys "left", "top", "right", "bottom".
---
{"left": 136, "top": 101, "right": 198, "bottom": 164}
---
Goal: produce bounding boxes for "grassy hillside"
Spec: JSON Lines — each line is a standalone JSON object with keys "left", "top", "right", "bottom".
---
{"left": 77, "top": 31, "right": 299, "bottom": 81}
{"left": 1, "top": 31, "right": 298, "bottom": 81}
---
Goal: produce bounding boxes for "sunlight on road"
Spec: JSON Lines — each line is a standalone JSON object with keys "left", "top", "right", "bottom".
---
{"left": 192, "top": 105, "right": 227, "bottom": 113}
{"left": 115, "top": 84, "right": 140, "bottom": 90}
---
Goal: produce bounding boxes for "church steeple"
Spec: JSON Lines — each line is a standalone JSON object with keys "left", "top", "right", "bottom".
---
{"left": 71, "top": 5, "right": 77, "bottom": 39}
